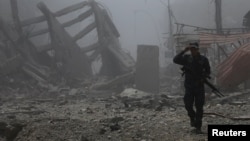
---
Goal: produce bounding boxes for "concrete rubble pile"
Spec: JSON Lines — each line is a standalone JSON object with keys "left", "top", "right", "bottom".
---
{"left": 0, "top": 0, "right": 135, "bottom": 90}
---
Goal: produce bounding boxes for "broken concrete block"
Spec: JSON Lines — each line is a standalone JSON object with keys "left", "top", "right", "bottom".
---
{"left": 119, "top": 88, "right": 152, "bottom": 100}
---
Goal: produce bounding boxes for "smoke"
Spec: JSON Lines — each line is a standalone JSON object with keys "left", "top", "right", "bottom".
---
{"left": 1, "top": 0, "right": 250, "bottom": 67}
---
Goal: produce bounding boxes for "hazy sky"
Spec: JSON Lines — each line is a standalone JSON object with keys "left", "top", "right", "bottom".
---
{"left": 41, "top": 0, "right": 168, "bottom": 60}
{"left": 1, "top": 0, "right": 250, "bottom": 66}
{"left": 44, "top": 0, "right": 250, "bottom": 62}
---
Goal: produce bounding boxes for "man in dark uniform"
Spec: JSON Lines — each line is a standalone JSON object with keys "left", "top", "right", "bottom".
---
{"left": 173, "top": 42, "right": 211, "bottom": 134}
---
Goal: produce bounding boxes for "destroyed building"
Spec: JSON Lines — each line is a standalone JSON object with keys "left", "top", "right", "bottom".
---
{"left": 1, "top": 1, "right": 250, "bottom": 141}
{"left": 0, "top": 0, "right": 135, "bottom": 88}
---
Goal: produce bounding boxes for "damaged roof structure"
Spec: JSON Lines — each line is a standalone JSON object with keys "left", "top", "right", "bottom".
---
{"left": 199, "top": 32, "right": 250, "bottom": 89}
{"left": 174, "top": 22, "right": 250, "bottom": 90}
{"left": 0, "top": 0, "right": 135, "bottom": 87}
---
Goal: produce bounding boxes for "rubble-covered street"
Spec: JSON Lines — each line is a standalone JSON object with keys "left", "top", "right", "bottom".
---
{"left": 0, "top": 74, "right": 250, "bottom": 141}
{"left": 1, "top": 0, "right": 250, "bottom": 140}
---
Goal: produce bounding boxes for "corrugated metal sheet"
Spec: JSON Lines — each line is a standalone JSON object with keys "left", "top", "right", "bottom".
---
{"left": 199, "top": 32, "right": 250, "bottom": 46}
{"left": 217, "top": 42, "right": 250, "bottom": 88}
{"left": 199, "top": 32, "right": 250, "bottom": 88}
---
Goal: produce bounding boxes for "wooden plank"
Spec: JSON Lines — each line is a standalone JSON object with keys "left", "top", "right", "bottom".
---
{"left": 21, "top": 1, "right": 90, "bottom": 27}
{"left": 73, "top": 22, "right": 96, "bottom": 41}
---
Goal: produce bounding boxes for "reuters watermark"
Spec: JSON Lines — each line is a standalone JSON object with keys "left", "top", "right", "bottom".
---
{"left": 208, "top": 125, "right": 249, "bottom": 140}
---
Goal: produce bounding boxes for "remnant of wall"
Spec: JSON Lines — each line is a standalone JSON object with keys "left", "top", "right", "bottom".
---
{"left": 135, "top": 45, "right": 159, "bottom": 94}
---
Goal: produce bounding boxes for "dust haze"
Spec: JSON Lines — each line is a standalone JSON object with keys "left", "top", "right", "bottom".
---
{"left": 1, "top": 0, "right": 249, "bottom": 65}
{"left": 1, "top": 0, "right": 250, "bottom": 141}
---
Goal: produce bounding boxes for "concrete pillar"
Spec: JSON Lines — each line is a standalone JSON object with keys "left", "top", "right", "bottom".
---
{"left": 135, "top": 45, "right": 159, "bottom": 94}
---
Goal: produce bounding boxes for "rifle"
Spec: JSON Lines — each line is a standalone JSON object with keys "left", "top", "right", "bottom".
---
{"left": 203, "top": 78, "right": 224, "bottom": 97}
{"left": 181, "top": 66, "right": 224, "bottom": 98}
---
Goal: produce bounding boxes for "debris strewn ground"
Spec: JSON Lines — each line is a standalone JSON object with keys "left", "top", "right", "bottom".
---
{"left": 1, "top": 1, "right": 250, "bottom": 141}
{"left": 0, "top": 75, "right": 250, "bottom": 141}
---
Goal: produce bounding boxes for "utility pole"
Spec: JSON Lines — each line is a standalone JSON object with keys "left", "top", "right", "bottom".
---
{"left": 215, "top": 0, "right": 222, "bottom": 34}
{"left": 167, "top": 0, "right": 175, "bottom": 56}
{"left": 215, "top": 0, "right": 223, "bottom": 64}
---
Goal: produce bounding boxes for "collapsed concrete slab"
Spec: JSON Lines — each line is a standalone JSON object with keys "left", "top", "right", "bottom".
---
{"left": 0, "top": 0, "right": 135, "bottom": 87}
